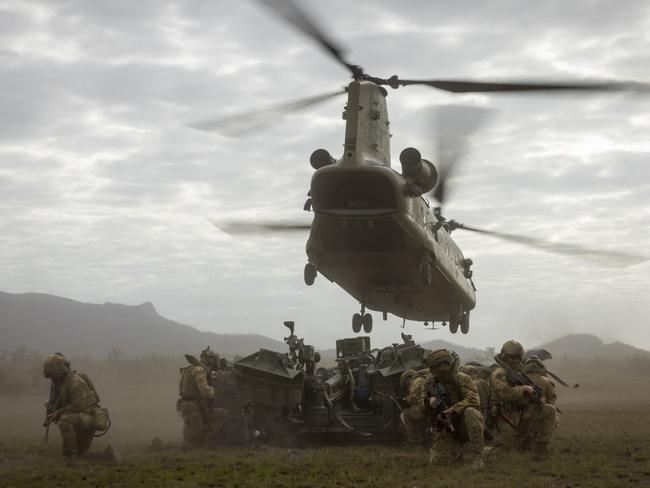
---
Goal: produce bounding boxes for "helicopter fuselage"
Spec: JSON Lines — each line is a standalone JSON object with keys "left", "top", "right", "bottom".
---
{"left": 305, "top": 81, "right": 476, "bottom": 325}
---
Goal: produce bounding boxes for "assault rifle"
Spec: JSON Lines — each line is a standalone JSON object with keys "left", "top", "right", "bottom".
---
{"left": 423, "top": 380, "right": 456, "bottom": 434}
{"left": 505, "top": 369, "right": 544, "bottom": 402}
{"left": 43, "top": 382, "right": 59, "bottom": 442}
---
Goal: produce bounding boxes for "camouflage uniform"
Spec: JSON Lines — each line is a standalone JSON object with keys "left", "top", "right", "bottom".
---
{"left": 489, "top": 341, "right": 556, "bottom": 455}
{"left": 460, "top": 365, "right": 490, "bottom": 419}
{"left": 424, "top": 350, "right": 485, "bottom": 467}
{"left": 400, "top": 368, "right": 431, "bottom": 446}
{"left": 524, "top": 356, "right": 559, "bottom": 427}
{"left": 43, "top": 354, "right": 108, "bottom": 460}
{"left": 177, "top": 348, "right": 228, "bottom": 448}
{"left": 524, "top": 356, "right": 557, "bottom": 406}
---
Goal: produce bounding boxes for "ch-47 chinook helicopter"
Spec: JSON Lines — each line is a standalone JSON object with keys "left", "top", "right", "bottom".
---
{"left": 193, "top": 0, "right": 648, "bottom": 335}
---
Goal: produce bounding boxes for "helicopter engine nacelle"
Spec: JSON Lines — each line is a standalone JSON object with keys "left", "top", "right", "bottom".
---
{"left": 310, "top": 149, "right": 336, "bottom": 170}
{"left": 399, "top": 147, "right": 438, "bottom": 193}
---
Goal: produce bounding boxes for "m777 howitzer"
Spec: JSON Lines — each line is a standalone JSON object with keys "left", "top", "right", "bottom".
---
{"left": 232, "top": 322, "right": 428, "bottom": 445}
{"left": 43, "top": 382, "right": 59, "bottom": 442}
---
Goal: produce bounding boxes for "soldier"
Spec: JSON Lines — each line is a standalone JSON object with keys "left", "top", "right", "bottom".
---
{"left": 459, "top": 364, "right": 490, "bottom": 419}
{"left": 424, "top": 349, "right": 485, "bottom": 468}
{"left": 399, "top": 367, "right": 431, "bottom": 447}
{"left": 177, "top": 347, "right": 228, "bottom": 448}
{"left": 524, "top": 355, "right": 559, "bottom": 428}
{"left": 42, "top": 354, "right": 111, "bottom": 464}
{"left": 524, "top": 356, "right": 557, "bottom": 406}
{"left": 489, "top": 340, "right": 556, "bottom": 457}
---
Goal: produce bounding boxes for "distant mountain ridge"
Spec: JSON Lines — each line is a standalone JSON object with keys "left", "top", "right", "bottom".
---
{"left": 1, "top": 291, "right": 648, "bottom": 360}
{"left": 539, "top": 333, "right": 650, "bottom": 360}
{"left": 0, "top": 291, "right": 285, "bottom": 358}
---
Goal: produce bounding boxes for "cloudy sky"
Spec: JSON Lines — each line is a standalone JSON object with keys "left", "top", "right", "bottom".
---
{"left": 1, "top": 0, "right": 649, "bottom": 352}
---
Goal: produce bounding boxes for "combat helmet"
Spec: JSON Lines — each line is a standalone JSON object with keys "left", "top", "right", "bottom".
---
{"left": 459, "top": 364, "right": 479, "bottom": 378}
{"left": 501, "top": 340, "right": 524, "bottom": 358}
{"left": 43, "top": 353, "right": 70, "bottom": 379}
{"left": 200, "top": 347, "right": 220, "bottom": 370}
{"left": 424, "top": 349, "right": 460, "bottom": 375}
{"left": 523, "top": 355, "right": 547, "bottom": 374}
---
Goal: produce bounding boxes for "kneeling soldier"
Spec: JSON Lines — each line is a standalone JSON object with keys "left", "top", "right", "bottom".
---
{"left": 424, "top": 349, "right": 485, "bottom": 468}
{"left": 489, "top": 340, "right": 556, "bottom": 457}
{"left": 400, "top": 367, "right": 431, "bottom": 447}
{"left": 42, "top": 353, "right": 111, "bottom": 464}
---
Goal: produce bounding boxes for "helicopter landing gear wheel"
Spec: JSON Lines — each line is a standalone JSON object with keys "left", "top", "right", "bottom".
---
{"left": 419, "top": 254, "right": 433, "bottom": 286}
{"left": 362, "top": 313, "right": 373, "bottom": 333}
{"left": 304, "top": 262, "right": 317, "bottom": 286}
{"left": 449, "top": 316, "right": 459, "bottom": 334}
{"left": 460, "top": 312, "right": 470, "bottom": 334}
{"left": 352, "top": 313, "right": 363, "bottom": 333}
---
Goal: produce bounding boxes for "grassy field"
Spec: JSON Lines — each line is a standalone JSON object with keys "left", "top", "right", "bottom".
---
{"left": 1, "top": 380, "right": 649, "bottom": 487}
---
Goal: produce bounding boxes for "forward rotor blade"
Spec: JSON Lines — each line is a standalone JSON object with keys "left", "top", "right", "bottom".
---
{"left": 256, "top": 0, "right": 360, "bottom": 77}
{"left": 399, "top": 78, "right": 650, "bottom": 94}
{"left": 451, "top": 222, "right": 647, "bottom": 268}
{"left": 189, "top": 89, "right": 345, "bottom": 136}
{"left": 210, "top": 219, "right": 311, "bottom": 234}
{"left": 432, "top": 105, "right": 493, "bottom": 204}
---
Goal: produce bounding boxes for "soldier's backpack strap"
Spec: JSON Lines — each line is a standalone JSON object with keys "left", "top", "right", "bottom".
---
{"left": 77, "top": 372, "right": 101, "bottom": 404}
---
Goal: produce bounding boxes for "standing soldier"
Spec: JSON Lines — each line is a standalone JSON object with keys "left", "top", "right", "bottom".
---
{"left": 42, "top": 353, "right": 111, "bottom": 465}
{"left": 489, "top": 340, "right": 556, "bottom": 457}
{"left": 400, "top": 367, "right": 431, "bottom": 448}
{"left": 424, "top": 349, "right": 485, "bottom": 468}
{"left": 177, "top": 347, "right": 228, "bottom": 448}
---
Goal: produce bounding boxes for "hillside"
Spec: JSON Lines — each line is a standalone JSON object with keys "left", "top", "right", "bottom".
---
{"left": 1, "top": 291, "right": 648, "bottom": 362}
{"left": 0, "top": 291, "right": 285, "bottom": 358}
{"left": 539, "top": 333, "right": 650, "bottom": 360}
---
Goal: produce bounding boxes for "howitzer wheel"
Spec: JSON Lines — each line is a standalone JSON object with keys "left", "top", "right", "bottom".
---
{"left": 352, "top": 313, "right": 363, "bottom": 333}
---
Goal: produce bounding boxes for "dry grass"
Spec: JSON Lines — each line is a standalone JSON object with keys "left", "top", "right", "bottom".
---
{"left": 1, "top": 379, "right": 649, "bottom": 487}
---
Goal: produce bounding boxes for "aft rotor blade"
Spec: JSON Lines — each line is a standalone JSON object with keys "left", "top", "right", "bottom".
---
{"left": 452, "top": 222, "right": 648, "bottom": 268}
{"left": 210, "top": 219, "right": 311, "bottom": 234}
{"left": 433, "top": 105, "right": 493, "bottom": 204}
{"left": 189, "top": 89, "right": 345, "bottom": 136}
{"left": 256, "top": 0, "right": 361, "bottom": 77}
{"left": 398, "top": 79, "right": 650, "bottom": 94}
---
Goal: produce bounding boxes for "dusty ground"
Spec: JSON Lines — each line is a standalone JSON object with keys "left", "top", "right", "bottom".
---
{"left": 1, "top": 378, "right": 649, "bottom": 487}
